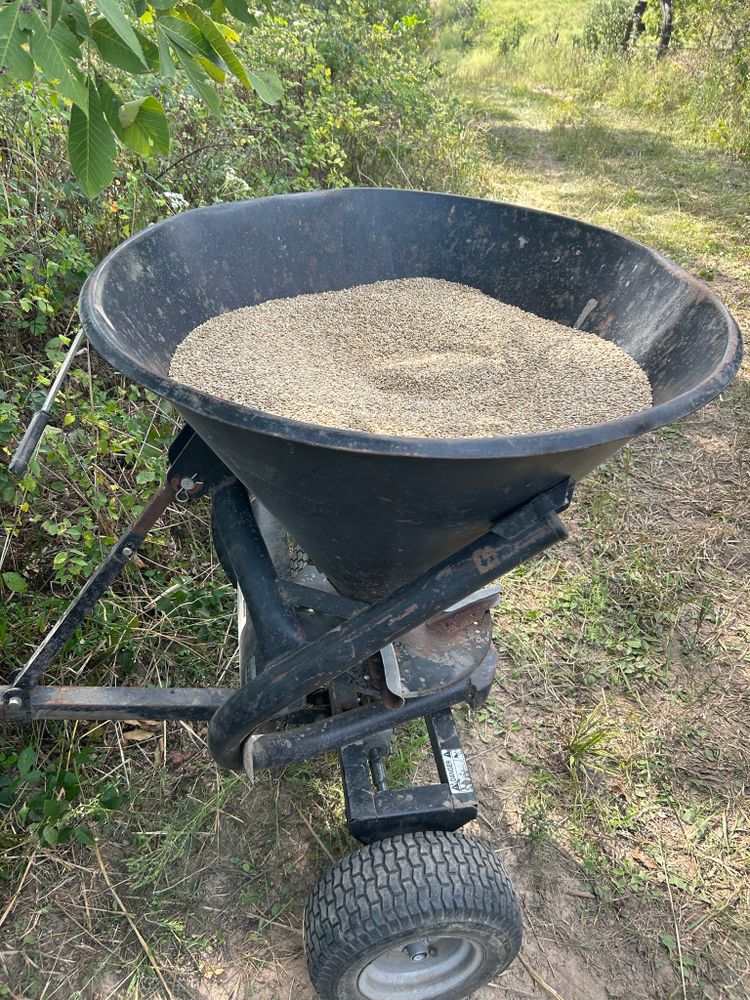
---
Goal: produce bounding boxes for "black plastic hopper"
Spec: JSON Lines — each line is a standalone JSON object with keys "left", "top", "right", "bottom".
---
{"left": 79, "top": 188, "right": 741, "bottom": 600}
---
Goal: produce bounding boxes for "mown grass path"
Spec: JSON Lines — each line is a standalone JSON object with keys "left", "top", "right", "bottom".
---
{"left": 443, "top": 27, "right": 750, "bottom": 1000}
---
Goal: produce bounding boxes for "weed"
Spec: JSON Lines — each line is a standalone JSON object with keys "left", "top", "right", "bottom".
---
{"left": 565, "top": 704, "right": 615, "bottom": 781}
{"left": 0, "top": 740, "right": 122, "bottom": 866}
{"left": 387, "top": 719, "right": 430, "bottom": 787}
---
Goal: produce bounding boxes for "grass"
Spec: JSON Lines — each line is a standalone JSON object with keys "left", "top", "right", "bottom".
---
{"left": 441, "top": 4, "right": 750, "bottom": 994}
{"left": 2, "top": 4, "right": 749, "bottom": 997}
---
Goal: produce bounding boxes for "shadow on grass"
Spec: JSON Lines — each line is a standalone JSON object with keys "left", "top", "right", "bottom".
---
{"left": 485, "top": 113, "right": 749, "bottom": 268}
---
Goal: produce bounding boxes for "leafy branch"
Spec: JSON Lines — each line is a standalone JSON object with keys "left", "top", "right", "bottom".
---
{"left": 0, "top": 0, "right": 283, "bottom": 195}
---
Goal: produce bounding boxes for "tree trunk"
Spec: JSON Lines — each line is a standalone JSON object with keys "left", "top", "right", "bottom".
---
{"left": 657, "top": 0, "right": 673, "bottom": 56}
{"left": 621, "top": 0, "right": 648, "bottom": 53}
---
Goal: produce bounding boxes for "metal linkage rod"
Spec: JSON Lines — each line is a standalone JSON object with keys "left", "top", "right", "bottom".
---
{"left": 245, "top": 653, "right": 496, "bottom": 776}
{"left": 0, "top": 685, "right": 230, "bottom": 723}
{"left": 208, "top": 480, "right": 571, "bottom": 770}
{"left": 3, "top": 483, "right": 176, "bottom": 711}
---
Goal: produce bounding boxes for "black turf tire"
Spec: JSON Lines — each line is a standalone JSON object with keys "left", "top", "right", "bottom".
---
{"left": 303, "top": 831, "right": 522, "bottom": 1000}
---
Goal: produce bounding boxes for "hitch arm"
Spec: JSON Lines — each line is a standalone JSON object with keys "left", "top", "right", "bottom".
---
{"left": 3, "top": 483, "right": 176, "bottom": 710}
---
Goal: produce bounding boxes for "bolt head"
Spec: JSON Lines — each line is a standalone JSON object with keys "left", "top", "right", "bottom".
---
{"left": 179, "top": 476, "right": 196, "bottom": 491}
{"left": 7, "top": 695, "right": 23, "bottom": 709}
{"left": 122, "top": 546, "right": 134, "bottom": 559}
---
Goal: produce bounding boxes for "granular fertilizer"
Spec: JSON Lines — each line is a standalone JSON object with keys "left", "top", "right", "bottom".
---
{"left": 169, "top": 278, "right": 652, "bottom": 438}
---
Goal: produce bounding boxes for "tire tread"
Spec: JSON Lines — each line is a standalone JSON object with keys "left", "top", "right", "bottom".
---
{"left": 304, "top": 831, "right": 522, "bottom": 1000}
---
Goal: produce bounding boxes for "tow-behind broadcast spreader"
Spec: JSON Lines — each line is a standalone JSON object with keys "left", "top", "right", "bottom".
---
{"left": 3, "top": 190, "right": 742, "bottom": 1000}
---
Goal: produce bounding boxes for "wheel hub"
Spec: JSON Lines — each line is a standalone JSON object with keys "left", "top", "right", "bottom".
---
{"left": 405, "top": 940, "right": 430, "bottom": 962}
{"left": 357, "top": 935, "right": 485, "bottom": 1000}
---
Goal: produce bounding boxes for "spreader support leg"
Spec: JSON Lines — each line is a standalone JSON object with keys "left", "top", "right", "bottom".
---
{"left": 341, "top": 707, "right": 479, "bottom": 843}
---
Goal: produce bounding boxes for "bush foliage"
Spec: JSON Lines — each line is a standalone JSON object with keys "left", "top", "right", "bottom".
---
{"left": 0, "top": 0, "right": 285, "bottom": 195}
{"left": 0, "top": 0, "right": 475, "bottom": 678}
{"left": 0, "top": 0, "right": 478, "bottom": 862}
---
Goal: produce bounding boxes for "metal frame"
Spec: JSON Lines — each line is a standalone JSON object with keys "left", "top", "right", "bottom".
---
{"left": 1, "top": 427, "right": 572, "bottom": 788}
{"left": 340, "top": 702, "right": 487, "bottom": 844}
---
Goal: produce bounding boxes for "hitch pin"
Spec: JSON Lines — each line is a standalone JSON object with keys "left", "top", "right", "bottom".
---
{"left": 175, "top": 474, "right": 202, "bottom": 503}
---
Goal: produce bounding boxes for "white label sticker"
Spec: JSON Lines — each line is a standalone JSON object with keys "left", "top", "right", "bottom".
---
{"left": 441, "top": 749, "right": 472, "bottom": 795}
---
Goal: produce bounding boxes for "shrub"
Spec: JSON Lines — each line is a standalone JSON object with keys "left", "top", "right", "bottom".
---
{"left": 0, "top": 0, "right": 479, "bottom": 666}
{"left": 582, "top": 0, "right": 634, "bottom": 54}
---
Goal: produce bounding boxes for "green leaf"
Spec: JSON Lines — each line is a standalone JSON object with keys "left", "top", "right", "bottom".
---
{"left": 68, "top": 80, "right": 117, "bottom": 197}
{"left": 150, "top": 0, "right": 177, "bottom": 9}
{"left": 0, "top": 1, "right": 34, "bottom": 81}
{"left": 659, "top": 931, "right": 676, "bottom": 955}
{"left": 97, "top": 75, "right": 163, "bottom": 152}
{"left": 247, "top": 68, "right": 283, "bottom": 104}
{"left": 195, "top": 53, "right": 225, "bottom": 82}
{"left": 118, "top": 96, "right": 170, "bottom": 154}
{"left": 158, "top": 14, "right": 215, "bottom": 60}
{"left": 43, "top": 797, "right": 64, "bottom": 819}
{"left": 182, "top": 3, "right": 250, "bottom": 87}
{"left": 17, "top": 747, "right": 37, "bottom": 778}
{"left": 62, "top": 778, "right": 81, "bottom": 801}
{"left": 61, "top": 0, "right": 90, "bottom": 37}
{"left": 2, "top": 571, "right": 27, "bottom": 593}
{"left": 42, "top": 825, "right": 59, "bottom": 847}
{"left": 118, "top": 97, "right": 141, "bottom": 128}
{"left": 135, "top": 26, "right": 159, "bottom": 68}
{"left": 132, "top": 0, "right": 147, "bottom": 15}
{"left": 96, "top": 75, "right": 124, "bottom": 136}
{"left": 73, "top": 825, "right": 94, "bottom": 845}
{"left": 99, "top": 784, "right": 121, "bottom": 809}
{"left": 29, "top": 10, "right": 89, "bottom": 112}
{"left": 155, "top": 22, "right": 177, "bottom": 76}
{"left": 175, "top": 47, "right": 219, "bottom": 114}
{"left": 93, "top": 0, "right": 146, "bottom": 68}
{"left": 223, "top": 0, "right": 256, "bottom": 25}
{"left": 91, "top": 17, "right": 148, "bottom": 72}
{"left": 47, "top": 0, "right": 64, "bottom": 30}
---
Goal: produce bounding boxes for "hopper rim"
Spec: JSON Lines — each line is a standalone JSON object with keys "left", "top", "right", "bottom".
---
{"left": 80, "top": 189, "right": 743, "bottom": 461}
